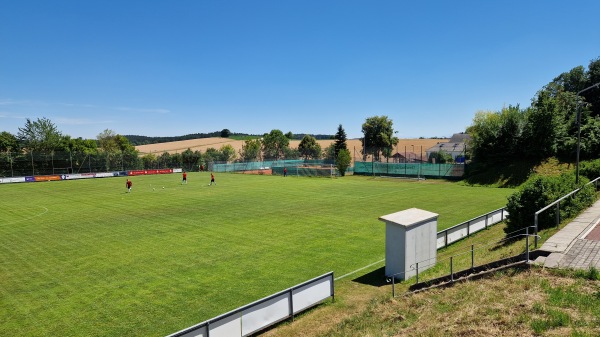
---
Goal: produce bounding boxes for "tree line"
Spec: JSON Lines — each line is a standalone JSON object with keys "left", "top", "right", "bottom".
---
{"left": 467, "top": 57, "right": 600, "bottom": 167}
{"left": 0, "top": 120, "right": 355, "bottom": 175}
{"left": 465, "top": 56, "right": 600, "bottom": 235}
{"left": 124, "top": 130, "right": 335, "bottom": 146}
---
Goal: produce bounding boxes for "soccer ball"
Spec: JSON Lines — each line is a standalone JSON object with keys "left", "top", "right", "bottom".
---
{"left": 162, "top": 187, "right": 165, "bottom": 189}
{"left": 153, "top": 188, "right": 155, "bottom": 191}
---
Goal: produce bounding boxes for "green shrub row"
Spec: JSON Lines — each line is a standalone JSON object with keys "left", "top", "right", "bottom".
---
{"left": 505, "top": 173, "right": 596, "bottom": 234}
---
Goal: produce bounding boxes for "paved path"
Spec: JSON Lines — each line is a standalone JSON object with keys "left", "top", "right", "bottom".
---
{"left": 537, "top": 199, "right": 600, "bottom": 269}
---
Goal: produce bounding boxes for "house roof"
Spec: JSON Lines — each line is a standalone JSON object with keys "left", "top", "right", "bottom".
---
{"left": 425, "top": 133, "right": 469, "bottom": 153}
{"left": 448, "top": 133, "right": 470, "bottom": 143}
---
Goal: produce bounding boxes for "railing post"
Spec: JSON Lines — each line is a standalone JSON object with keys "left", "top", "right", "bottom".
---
{"left": 289, "top": 288, "right": 294, "bottom": 321}
{"left": 534, "top": 213, "right": 539, "bottom": 249}
{"left": 450, "top": 256, "right": 454, "bottom": 282}
{"left": 392, "top": 275, "right": 395, "bottom": 297}
{"left": 556, "top": 202, "right": 560, "bottom": 228}
{"left": 501, "top": 208, "right": 504, "bottom": 221}
{"left": 526, "top": 226, "right": 530, "bottom": 262}
{"left": 416, "top": 262, "right": 419, "bottom": 284}
{"left": 471, "top": 244, "right": 475, "bottom": 270}
{"left": 445, "top": 230, "right": 448, "bottom": 247}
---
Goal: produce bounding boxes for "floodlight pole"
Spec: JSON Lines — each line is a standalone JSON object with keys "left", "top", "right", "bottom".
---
{"left": 575, "top": 82, "right": 600, "bottom": 184}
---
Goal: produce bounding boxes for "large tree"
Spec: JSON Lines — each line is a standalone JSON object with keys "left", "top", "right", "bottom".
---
{"left": 239, "top": 138, "right": 261, "bottom": 161}
{"left": 323, "top": 143, "right": 336, "bottom": 161}
{"left": 220, "top": 129, "right": 231, "bottom": 138}
{"left": 97, "top": 129, "right": 140, "bottom": 170}
{"left": 298, "top": 135, "right": 322, "bottom": 160}
{"left": 334, "top": 124, "right": 347, "bottom": 158}
{"left": 0, "top": 131, "right": 19, "bottom": 153}
{"left": 59, "top": 136, "right": 97, "bottom": 154}
{"left": 587, "top": 58, "right": 600, "bottom": 117}
{"left": 17, "top": 117, "right": 62, "bottom": 152}
{"left": 97, "top": 129, "right": 118, "bottom": 153}
{"left": 181, "top": 148, "right": 201, "bottom": 170}
{"left": 467, "top": 57, "right": 600, "bottom": 167}
{"left": 467, "top": 106, "right": 526, "bottom": 163}
{"left": 361, "top": 116, "right": 398, "bottom": 162}
{"left": 525, "top": 87, "right": 574, "bottom": 160}
{"left": 219, "top": 144, "right": 236, "bottom": 162}
{"left": 262, "top": 129, "right": 289, "bottom": 160}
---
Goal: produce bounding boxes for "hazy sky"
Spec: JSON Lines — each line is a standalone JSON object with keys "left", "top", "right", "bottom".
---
{"left": 1, "top": 1, "right": 599, "bottom": 140}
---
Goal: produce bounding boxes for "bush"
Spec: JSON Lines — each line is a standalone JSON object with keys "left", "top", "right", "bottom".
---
{"left": 336, "top": 149, "right": 351, "bottom": 176}
{"left": 579, "top": 159, "right": 600, "bottom": 180}
{"left": 505, "top": 173, "right": 595, "bottom": 235}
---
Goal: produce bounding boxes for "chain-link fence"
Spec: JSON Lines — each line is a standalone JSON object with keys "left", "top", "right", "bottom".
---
{"left": 354, "top": 161, "right": 464, "bottom": 179}
{"left": 0, "top": 151, "right": 149, "bottom": 177}
{"left": 210, "top": 159, "right": 350, "bottom": 177}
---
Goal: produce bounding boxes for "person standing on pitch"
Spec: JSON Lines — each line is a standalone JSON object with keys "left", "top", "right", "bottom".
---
{"left": 126, "top": 179, "right": 132, "bottom": 193}
{"left": 209, "top": 173, "right": 216, "bottom": 186}
{"left": 283, "top": 167, "right": 287, "bottom": 177}
{"left": 182, "top": 171, "right": 187, "bottom": 184}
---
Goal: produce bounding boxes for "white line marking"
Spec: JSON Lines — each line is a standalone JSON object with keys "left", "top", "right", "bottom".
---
{"left": 3, "top": 206, "right": 48, "bottom": 226}
{"left": 335, "top": 258, "right": 385, "bottom": 281}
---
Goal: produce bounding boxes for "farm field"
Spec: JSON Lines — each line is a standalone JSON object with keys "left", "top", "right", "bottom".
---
{"left": 0, "top": 173, "right": 514, "bottom": 336}
{"left": 134, "top": 137, "right": 447, "bottom": 164}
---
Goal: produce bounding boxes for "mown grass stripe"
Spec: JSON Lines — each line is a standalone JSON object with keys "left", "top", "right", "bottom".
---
{"left": 0, "top": 173, "right": 513, "bottom": 336}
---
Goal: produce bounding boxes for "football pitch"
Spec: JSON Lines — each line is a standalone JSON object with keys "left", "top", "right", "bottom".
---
{"left": 0, "top": 173, "right": 514, "bottom": 336}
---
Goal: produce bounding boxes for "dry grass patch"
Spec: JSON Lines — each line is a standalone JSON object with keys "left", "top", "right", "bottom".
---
{"left": 312, "top": 268, "right": 600, "bottom": 337}
{"left": 262, "top": 265, "right": 600, "bottom": 337}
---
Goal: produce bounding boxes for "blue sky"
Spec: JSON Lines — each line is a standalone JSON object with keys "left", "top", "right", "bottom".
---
{"left": 1, "top": 1, "right": 599, "bottom": 140}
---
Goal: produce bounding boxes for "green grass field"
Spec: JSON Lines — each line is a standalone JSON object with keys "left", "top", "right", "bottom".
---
{"left": 0, "top": 173, "right": 514, "bottom": 337}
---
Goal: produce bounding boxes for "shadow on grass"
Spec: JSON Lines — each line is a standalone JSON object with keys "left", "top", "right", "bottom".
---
{"left": 352, "top": 266, "right": 389, "bottom": 287}
{"left": 464, "top": 160, "right": 538, "bottom": 188}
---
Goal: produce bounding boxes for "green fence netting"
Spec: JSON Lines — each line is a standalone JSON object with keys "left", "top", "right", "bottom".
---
{"left": 353, "top": 161, "right": 464, "bottom": 179}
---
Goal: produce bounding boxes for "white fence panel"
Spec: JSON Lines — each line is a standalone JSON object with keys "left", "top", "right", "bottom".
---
{"left": 469, "top": 216, "right": 486, "bottom": 233}
{"left": 446, "top": 223, "right": 469, "bottom": 246}
{"left": 166, "top": 272, "right": 334, "bottom": 337}
{"left": 241, "top": 293, "right": 290, "bottom": 336}
{"left": 436, "top": 234, "right": 445, "bottom": 249}
{"left": 209, "top": 313, "right": 242, "bottom": 337}
{"left": 176, "top": 325, "right": 207, "bottom": 337}
{"left": 292, "top": 274, "right": 333, "bottom": 314}
{"left": 490, "top": 209, "right": 507, "bottom": 223}
{"left": 436, "top": 208, "right": 507, "bottom": 249}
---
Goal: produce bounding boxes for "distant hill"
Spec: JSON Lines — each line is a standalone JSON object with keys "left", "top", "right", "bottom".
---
{"left": 125, "top": 132, "right": 334, "bottom": 146}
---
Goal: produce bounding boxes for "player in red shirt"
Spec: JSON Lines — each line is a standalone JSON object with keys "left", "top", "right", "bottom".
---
{"left": 209, "top": 173, "right": 216, "bottom": 186}
{"left": 182, "top": 171, "right": 187, "bottom": 184}
{"left": 126, "top": 179, "right": 132, "bottom": 193}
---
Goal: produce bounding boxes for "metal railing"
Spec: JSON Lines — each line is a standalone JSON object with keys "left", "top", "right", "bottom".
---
{"left": 388, "top": 228, "right": 539, "bottom": 296}
{"left": 534, "top": 176, "right": 600, "bottom": 247}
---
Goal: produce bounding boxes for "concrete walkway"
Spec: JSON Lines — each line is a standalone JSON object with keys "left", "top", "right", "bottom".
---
{"left": 537, "top": 199, "right": 600, "bottom": 269}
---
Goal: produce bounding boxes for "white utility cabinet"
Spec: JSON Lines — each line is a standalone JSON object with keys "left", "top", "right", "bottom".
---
{"left": 379, "top": 208, "right": 438, "bottom": 280}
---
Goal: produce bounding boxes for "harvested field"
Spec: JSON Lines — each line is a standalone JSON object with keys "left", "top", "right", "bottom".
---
{"left": 135, "top": 137, "right": 449, "bottom": 163}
